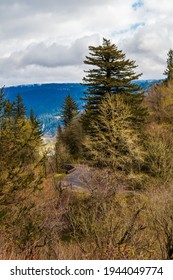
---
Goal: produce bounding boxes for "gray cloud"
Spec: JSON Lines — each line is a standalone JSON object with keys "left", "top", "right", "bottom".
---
{"left": 0, "top": 0, "right": 173, "bottom": 85}
{"left": 0, "top": 34, "right": 100, "bottom": 86}
{"left": 1, "top": 34, "right": 99, "bottom": 68}
{"left": 119, "top": 13, "right": 173, "bottom": 79}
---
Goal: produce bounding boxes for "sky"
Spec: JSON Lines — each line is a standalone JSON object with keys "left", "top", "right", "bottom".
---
{"left": 0, "top": 0, "right": 173, "bottom": 86}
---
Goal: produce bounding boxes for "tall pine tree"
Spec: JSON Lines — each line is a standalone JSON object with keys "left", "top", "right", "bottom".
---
{"left": 0, "top": 89, "right": 47, "bottom": 251}
{"left": 61, "top": 94, "right": 78, "bottom": 127}
{"left": 164, "top": 49, "right": 173, "bottom": 82}
{"left": 12, "top": 93, "right": 26, "bottom": 119}
{"left": 0, "top": 90, "right": 46, "bottom": 206}
{"left": 82, "top": 38, "right": 146, "bottom": 129}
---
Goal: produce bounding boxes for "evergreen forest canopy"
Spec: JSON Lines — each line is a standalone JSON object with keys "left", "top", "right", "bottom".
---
{"left": 1, "top": 39, "right": 173, "bottom": 260}
{"left": 4, "top": 81, "right": 158, "bottom": 136}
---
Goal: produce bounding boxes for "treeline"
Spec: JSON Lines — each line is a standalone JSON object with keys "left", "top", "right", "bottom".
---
{"left": 47, "top": 41, "right": 173, "bottom": 260}
{"left": 54, "top": 40, "right": 173, "bottom": 189}
{"left": 0, "top": 90, "right": 47, "bottom": 254}
{"left": 1, "top": 39, "right": 173, "bottom": 259}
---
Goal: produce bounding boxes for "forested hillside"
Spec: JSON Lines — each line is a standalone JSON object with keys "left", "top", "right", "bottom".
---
{"left": 4, "top": 80, "right": 159, "bottom": 135}
{"left": 1, "top": 40, "right": 173, "bottom": 260}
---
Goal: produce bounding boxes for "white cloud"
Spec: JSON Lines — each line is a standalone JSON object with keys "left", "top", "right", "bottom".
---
{"left": 7, "top": 34, "right": 99, "bottom": 68}
{"left": 0, "top": 0, "right": 172, "bottom": 85}
{"left": 0, "top": 34, "right": 100, "bottom": 85}
{"left": 118, "top": 1, "right": 173, "bottom": 79}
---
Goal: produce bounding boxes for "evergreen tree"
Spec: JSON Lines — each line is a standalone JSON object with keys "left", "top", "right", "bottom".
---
{"left": 0, "top": 87, "right": 5, "bottom": 116}
{"left": 82, "top": 38, "right": 146, "bottom": 129}
{"left": 0, "top": 90, "right": 46, "bottom": 225}
{"left": 29, "top": 108, "right": 35, "bottom": 124}
{"left": 30, "top": 109, "right": 43, "bottom": 139}
{"left": 61, "top": 115, "right": 84, "bottom": 159}
{"left": 54, "top": 125, "right": 70, "bottom": 173}
{"left": 0, "top": 87, "right": 48, "bottom": 252}
{"left": 12, "top": 93, "right": 26, "bottom": 119}
{"left": 0, "top": 87, "right": 13, "bottom": 119}
{"left": 61, "top": 94, "right": 78, "bottom": 127}
{"left": 164, "top": 49, "right": 173, "bottom": 82}
{"left": 57, "top": 124, "right": 62, "bottom": 138}
{"left": 84, "top": 94, "right": 145, "bottom": 173}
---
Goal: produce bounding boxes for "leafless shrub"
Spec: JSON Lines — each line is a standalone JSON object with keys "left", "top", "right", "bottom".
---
{"left": 146, "top": 185, "right": 173, "bottom": 259}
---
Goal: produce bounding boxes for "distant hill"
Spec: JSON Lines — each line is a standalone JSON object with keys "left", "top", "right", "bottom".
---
{"left": 4, "top": 80, "right": 161, "bottom": 136}
{"left": 4, "top": 83, "right": 85, "bottom": 136}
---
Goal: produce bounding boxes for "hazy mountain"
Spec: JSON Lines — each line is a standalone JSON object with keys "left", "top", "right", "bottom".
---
{"left": 4, "top": 80, "right": 161, "bottom": 136}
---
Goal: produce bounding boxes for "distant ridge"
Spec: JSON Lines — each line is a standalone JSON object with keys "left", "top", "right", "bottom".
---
{"left": 4, "top": 83, "right": 85, "bottom": 115}
{"left": 4, "top": 80, "right": 161, "bottom": 136}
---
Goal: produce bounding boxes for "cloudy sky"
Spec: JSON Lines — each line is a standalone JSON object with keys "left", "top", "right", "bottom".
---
{"left": 0, "top": 0, "right": 172, "bottom": 86}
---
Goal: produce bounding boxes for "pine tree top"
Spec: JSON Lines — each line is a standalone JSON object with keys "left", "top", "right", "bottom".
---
{"left": 164, "top": 49, "right": 173, "bottom": 81}
{"left": 82, "top": 38, "right": 146, "bottom": 130}
{"left": 61, "top": 93, "right": 78, "bottom": 127}
{"left": 83, "top": 38, "right": 142, "bottom": 95}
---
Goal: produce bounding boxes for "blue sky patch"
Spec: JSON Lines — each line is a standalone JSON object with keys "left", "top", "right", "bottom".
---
{"left": 111, "top": 29, "right": 129, "bottom": 36}
{"left": 130, "top": 22, "right": 145, "bottom": 30}
{"left": 112, "top": 22, "right": 144, "bottom": 36}
{"left": 132, "top": 0, "right": 144, "bottom": 10}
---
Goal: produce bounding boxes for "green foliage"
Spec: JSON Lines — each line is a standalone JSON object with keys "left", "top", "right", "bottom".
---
{"left": 12, "top": 93, "right": 26, "bottom": 119}
{"left": 55, "top": 95, "right": 81, "bottom": 165}
{"left": 145, "top": 80, "right": 173, "bottom": 124}
{"left": 143, "top": 185, "right": 173, "bottom": 259}
{"left": 54, "top": 115, "right": 85, "bottom": 167}
{"left": 143, "top": 77, "right": 173, "bottom": 186}
{"left": 0, "top": 88, "right": 47, "bottom": 249}
{"left": 54, "top": 126, "right": 71, "bottom": 173}
{"left": 164, "top": 49, "right": 173, "bottom": 82}
{"left": 84, "top": 94, "right": 145, "bottom": 176}
{"left": 61, "top": 179, "right": 146, "bottom": 259}
{"left": 30, "top": 109, "right": 43, "bottom": 140}
{"left": 82, "top": 38, "right": 146, "bottom": 129}
{"left": 61, "top": 94, "right": 78, "bottom": 127}
{"left": 61, "top": 116, "right": 85, "bottom": 159}
{"left": 144, "top": 124, "right": 173, "bottom": 184}
{"left": 2, "top": 44, "right": 173, "bottom": 260}
{"left": 54, "top": 173, "right": 66, "bottom": 180}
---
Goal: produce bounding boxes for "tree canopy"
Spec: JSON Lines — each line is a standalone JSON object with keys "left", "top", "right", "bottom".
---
{"left": 164, "top": 49, "right": 173, "bottom": 82}
{"left": 61, "top": 94, "right": 78, "bottom": 127}
{"left": 0, "top": 89, "right": 46, "bottom": 226}
{"left": 82, "top": 38, "right": 147, "bottom": 129}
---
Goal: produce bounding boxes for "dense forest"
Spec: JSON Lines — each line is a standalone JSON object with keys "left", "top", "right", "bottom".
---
{"left": 1, "top": 39, "right": 173, "bottom": 260}
{"left": 4, "top": 81, "right": 157, "bottom": 136}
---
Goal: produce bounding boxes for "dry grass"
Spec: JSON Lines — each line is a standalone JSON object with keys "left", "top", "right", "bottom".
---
{"left": 1, "top": 171, "right": 173, "bottom": 260}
